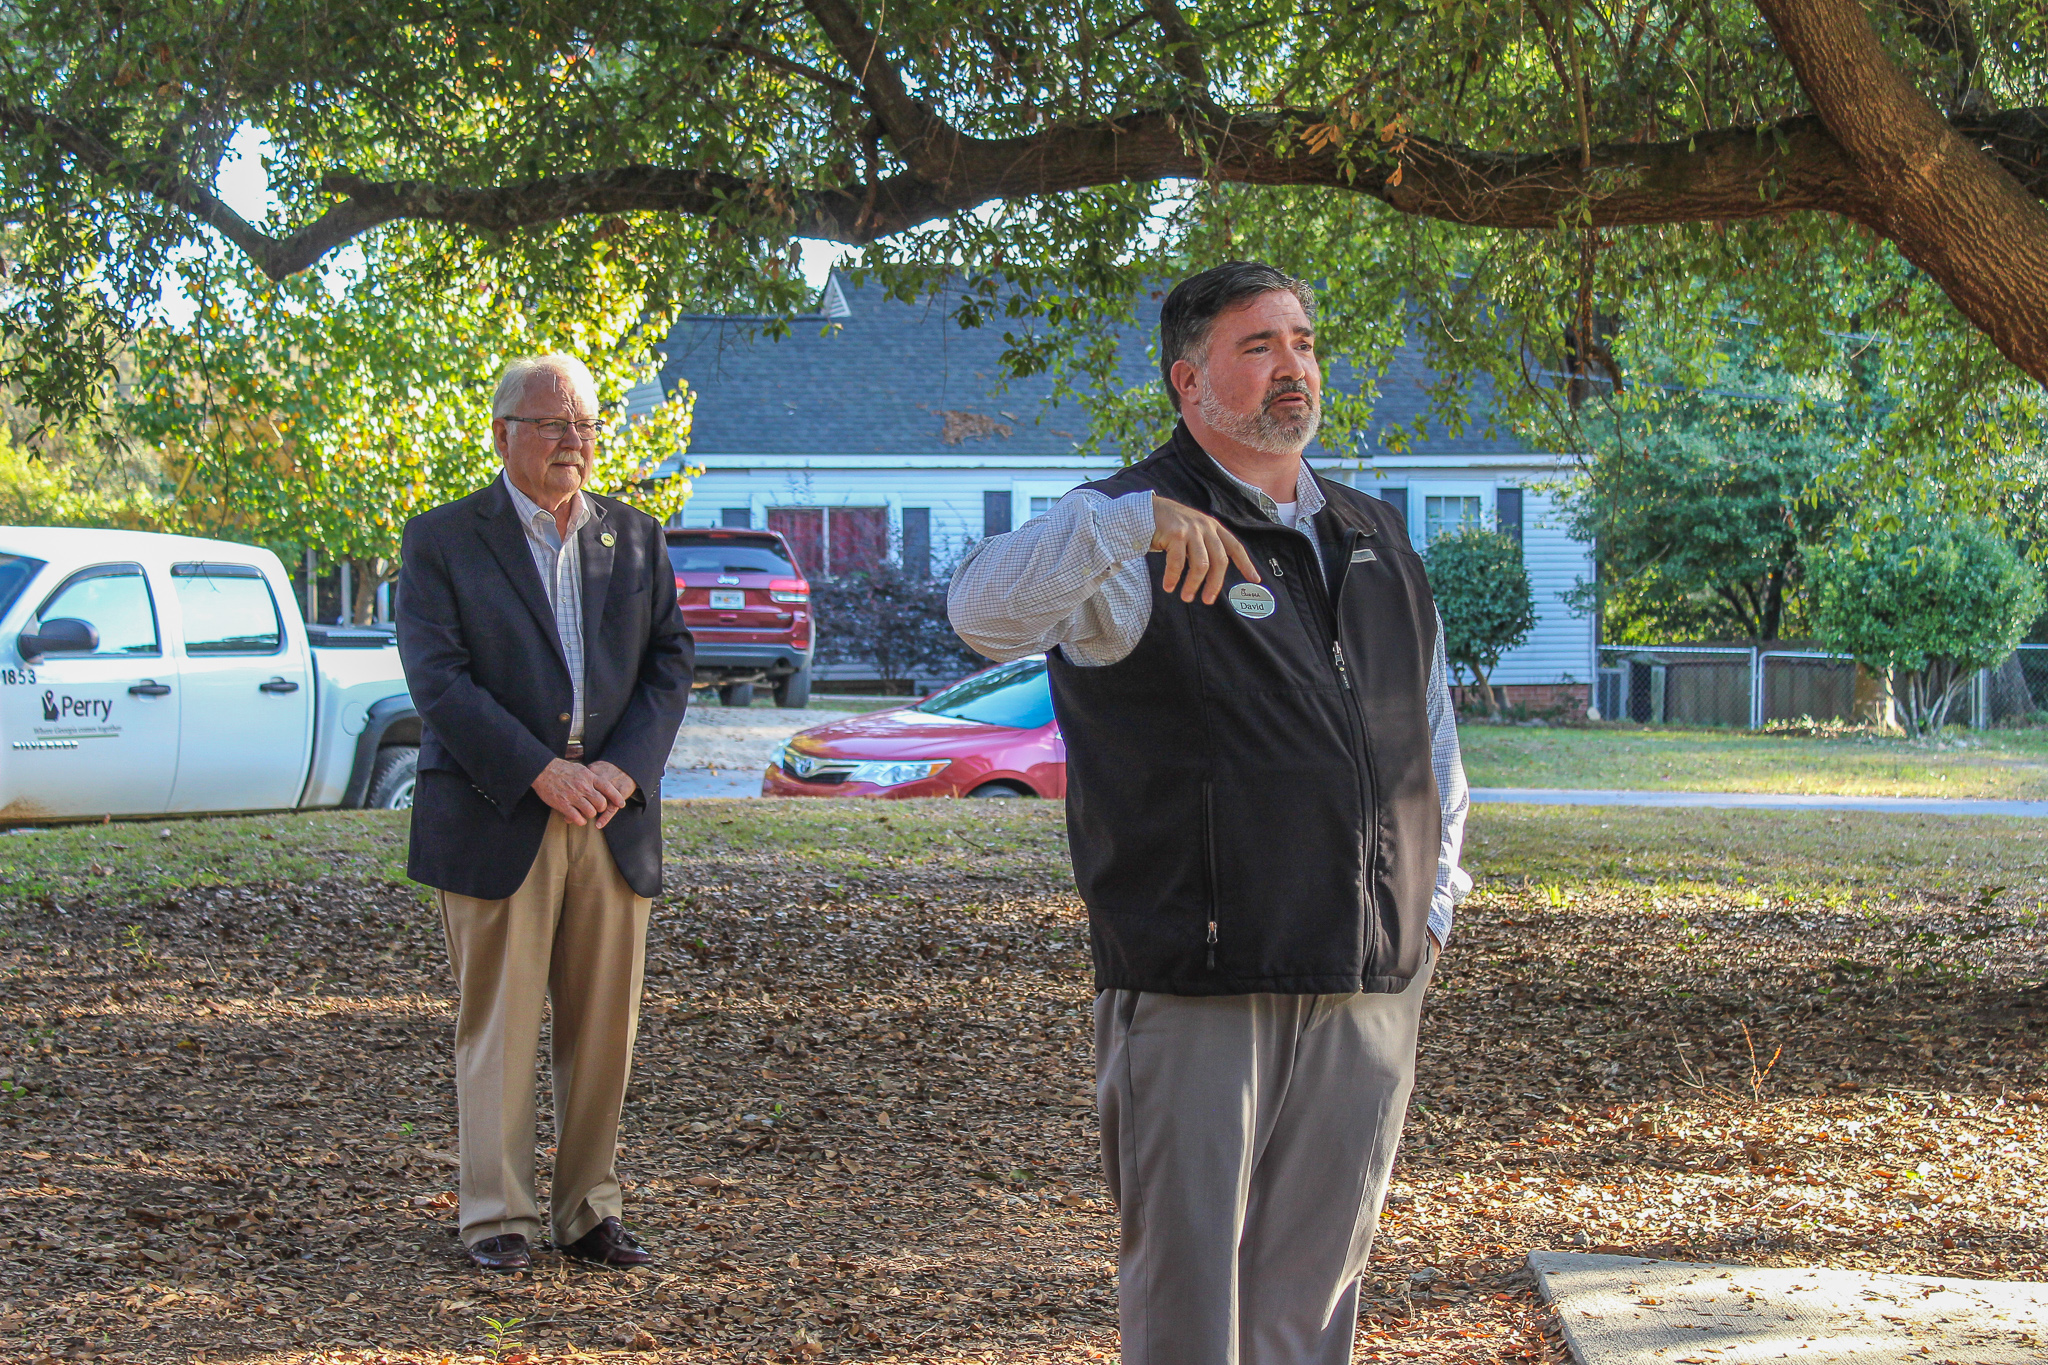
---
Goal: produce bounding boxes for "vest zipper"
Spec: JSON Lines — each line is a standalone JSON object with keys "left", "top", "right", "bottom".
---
{"left": 1266, "top": 556, "right": 1285, "bottom": 578}
{"left": 1202, "top": 780, "right": 1219, "bottom": 970}
{"left": 1311, "top": 530, "right": 1380, "bottom": 975}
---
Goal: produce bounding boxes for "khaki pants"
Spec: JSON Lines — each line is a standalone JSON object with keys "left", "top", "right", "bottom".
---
{"left": 1095, "top": 946, "right": 1436, "bottom": 1365}
{"left": 437, "top": 813, "right": 651, "bottom": 1248}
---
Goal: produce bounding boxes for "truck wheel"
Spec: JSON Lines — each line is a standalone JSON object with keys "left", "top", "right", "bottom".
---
{"left": 366, "top": 745, "right": 420, "bottom": 810}
{"left": 718, "top": 682, "right": 755, "bottom": 708}
{"left": 773, "top": 665, "right": 812, "bottom": 709}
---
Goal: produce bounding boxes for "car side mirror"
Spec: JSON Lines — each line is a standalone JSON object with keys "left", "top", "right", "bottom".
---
{"left": 17, "top": 617, "right": 99, "bottom": 662}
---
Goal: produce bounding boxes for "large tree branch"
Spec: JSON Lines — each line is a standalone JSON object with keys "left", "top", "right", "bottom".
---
{"left": 1754, "top": 0, "right": 2048, "bottom": 385}
{"left": 798, "top": 0, "right": 958, "bottom": 182}
{"left": 0, "top": 103, "right": 400, "bottom": 280}
{"left": 313, "top": 113, "right": 1886, "bottom": 249}
{"left": 20, "top": 44, "right": 2048, "bottom": 337}
{"left": 1142, "top": 0, "right": 1210, "bottom": 90}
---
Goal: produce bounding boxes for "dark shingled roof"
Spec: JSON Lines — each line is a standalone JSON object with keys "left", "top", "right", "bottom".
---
{"left": 656, "top": 273, "right": 1533, "bottom": 459}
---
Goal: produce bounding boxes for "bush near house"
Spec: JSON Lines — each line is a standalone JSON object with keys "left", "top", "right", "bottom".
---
{"left": 812, "top": 558, "right": 983, "bottom": 690}
{"left": 1424, "top": 527, "right": 1537, "bottom": 716}
{"left": 1811, "top": 516, "right": 2042, "bottom": 736}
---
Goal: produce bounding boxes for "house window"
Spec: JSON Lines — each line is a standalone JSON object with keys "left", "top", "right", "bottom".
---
{"left": 767, "top": 506, "right": 889, "bottom": 579}
{"left": 1029, "top": 496, "right": 1056, "bottom": 519}
{"left": 720, "top": 508, "right": 752, "bottom": 529}
{"left": 902, "top": 507, "right": 932, "bottom": 579}
{"left": 1375, "top": 487, "right": 1407, "bottom": 527}
{"left": 1424, "top": 495, "right": 1484, "bottom": 545}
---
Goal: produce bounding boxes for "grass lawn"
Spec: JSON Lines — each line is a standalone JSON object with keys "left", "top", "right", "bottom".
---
{"left": 1458, "top": 722, "right": 2048, "bottom": 799}
{"left": 0, "top": 799, "right": 2042, "bottom": 1363}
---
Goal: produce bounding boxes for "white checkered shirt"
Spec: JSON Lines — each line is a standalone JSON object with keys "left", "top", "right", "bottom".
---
{"left": 948, "top": 455, "right": 1473, "bottom": 946}
{"left": 502, "top": 471, "right": 592, "bottom": 746}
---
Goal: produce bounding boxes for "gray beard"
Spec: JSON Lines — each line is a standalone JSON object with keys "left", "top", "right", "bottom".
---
{"left": 1195, "top": 379, "right": 1320, "bottom": 456}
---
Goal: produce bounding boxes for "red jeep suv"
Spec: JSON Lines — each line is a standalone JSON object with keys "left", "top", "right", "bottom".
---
{"left": 666, "top": 528, "right": 815, "bottom": 707}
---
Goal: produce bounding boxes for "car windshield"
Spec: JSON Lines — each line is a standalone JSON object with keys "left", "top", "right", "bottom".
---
{"left": 667, "top": 540, "right": 797, "bottom": 576}
{"left": 0, "top": 553, "right": 46, "bottom": 621}
{"left": 917, "top": 658, "right": 1054, "bottom": 729}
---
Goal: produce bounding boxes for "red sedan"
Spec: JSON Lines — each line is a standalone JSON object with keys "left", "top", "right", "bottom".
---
{"left": 761, "top": 656, "right": 1065, "bottom": 799}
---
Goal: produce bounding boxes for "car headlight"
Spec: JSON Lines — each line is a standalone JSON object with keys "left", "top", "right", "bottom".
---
{"left": 847, "top": 759, "right": 950, "bottom": 787}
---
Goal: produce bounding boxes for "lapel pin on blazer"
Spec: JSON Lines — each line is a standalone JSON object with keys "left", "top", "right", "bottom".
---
{"left": 600, "top": 531, "right": 616, "bottom": 547}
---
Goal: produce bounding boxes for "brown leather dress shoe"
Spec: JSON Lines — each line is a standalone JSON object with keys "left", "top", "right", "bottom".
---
{"left": 558, "top": 1217, "right": 651, "bottom": 1267}
{"left": 467, "top": 1233, "right": 532, "bottom": 1272}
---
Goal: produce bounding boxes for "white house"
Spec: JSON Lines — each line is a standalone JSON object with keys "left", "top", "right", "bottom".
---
{"left": 649, "top": 275, "right": 1596, "bottom": 712}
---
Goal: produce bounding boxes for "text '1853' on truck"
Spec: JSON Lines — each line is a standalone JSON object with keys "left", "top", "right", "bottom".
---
{"left": 0, "top": 528, "right": 418, "bottom": 823}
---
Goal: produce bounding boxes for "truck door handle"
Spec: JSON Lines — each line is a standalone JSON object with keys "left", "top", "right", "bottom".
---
{"left": 128, "top": 680, "right": 171, "bottom": 697}
{"left": 258, "top": 677, "right": 300, "bottom": 694}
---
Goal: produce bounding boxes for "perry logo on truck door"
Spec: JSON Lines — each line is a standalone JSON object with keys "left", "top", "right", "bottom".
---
{"left": 35, "top": 689, "right": 118, "bottom": 735}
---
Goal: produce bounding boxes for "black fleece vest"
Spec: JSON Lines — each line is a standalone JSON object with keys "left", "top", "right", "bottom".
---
{"left": 1048, "top": 425, "right": 1442, "bottom": 996}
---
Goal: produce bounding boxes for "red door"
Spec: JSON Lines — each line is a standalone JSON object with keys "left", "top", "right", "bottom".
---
{"left": 830, "top": 507, "right": 889, "bottom": 576}
{"left": 768, "top": 509, "right": 824, "bottom": 579}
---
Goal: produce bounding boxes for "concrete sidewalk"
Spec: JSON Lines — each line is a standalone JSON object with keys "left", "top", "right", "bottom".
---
{"left": 1473, "top": 787, "right": 2048, "bottom": 818}
{"left": 661, "top": 769, "right": 764, "bottom": 800}
{"left": 656, "top": 777, "right": 2048, "bottom": 814}
{"left": 1529, "top": 1251, "right": 2048, "bottom": 1363}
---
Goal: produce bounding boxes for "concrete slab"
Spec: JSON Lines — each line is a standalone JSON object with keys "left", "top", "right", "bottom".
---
{"left": 1472, "top": 788, "right": 2048, "bottom": 818}
{"left": 1528, "top": 1251, "right": 2048, "bottom": 1364}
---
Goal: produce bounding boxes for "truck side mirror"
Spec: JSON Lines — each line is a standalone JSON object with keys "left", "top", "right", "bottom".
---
{"left": 17, "top": 617, "right": 99, "bottom": 662}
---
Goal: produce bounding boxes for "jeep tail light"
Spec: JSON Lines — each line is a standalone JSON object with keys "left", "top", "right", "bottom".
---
{"left": 769, "top": 577, "right": 809, "bottom": 604}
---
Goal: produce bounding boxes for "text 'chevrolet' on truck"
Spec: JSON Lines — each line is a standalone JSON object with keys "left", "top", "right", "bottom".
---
{"left": 0, "top": 528, "right": 418, "bottom": 823}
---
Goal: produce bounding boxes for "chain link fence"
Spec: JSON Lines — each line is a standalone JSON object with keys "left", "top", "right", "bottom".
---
{"left": 1981, "top": 644, "right": 2048, "bottom": 726}
{"left": 1600, "top": 644, "right": 2048, "bottom": 729}
{"left": 1599, "top": 646, "right": 1864, "bottom": 728}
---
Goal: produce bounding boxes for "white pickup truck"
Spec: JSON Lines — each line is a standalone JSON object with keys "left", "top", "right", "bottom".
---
{"left": 0, "top": 527, "right": 420, "bottom": 822}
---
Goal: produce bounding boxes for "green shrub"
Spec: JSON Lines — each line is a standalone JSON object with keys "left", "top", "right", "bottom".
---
{"left": 1811, "top": 516, "right": 2042, "bottom": 736}
{"left": 1424, "top": 527, "right": 1537, "bottom": 716}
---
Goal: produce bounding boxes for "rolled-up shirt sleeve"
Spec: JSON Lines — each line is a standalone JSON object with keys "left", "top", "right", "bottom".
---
{"left": 947, "top": 489, "right": 1157, "bottom": 666}
{"left": 1426, "top": 615, "right": 1474, "bottom": 947}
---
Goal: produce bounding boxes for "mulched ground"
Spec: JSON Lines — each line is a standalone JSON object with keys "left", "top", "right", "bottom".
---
{"left": 1, "top": 801, "right": 2043, "bottom": 1364}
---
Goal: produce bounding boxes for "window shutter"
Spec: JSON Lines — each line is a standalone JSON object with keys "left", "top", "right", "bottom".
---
{"left": 902, "top": 507, "right": 932, "bottom": 578}
{"left": 1496, "top": 487, "right": 1524, "bottom": 545}
{"left": 983, "top": 490, "right": 1013, "bottom": 538}
{"left": 1377, "top": 486, "right": 1407, "bottom": 527}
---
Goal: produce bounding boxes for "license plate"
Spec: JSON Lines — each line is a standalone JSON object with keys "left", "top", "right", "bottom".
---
{"left": 709, "top": 590, "right": 746, "bottom": 609}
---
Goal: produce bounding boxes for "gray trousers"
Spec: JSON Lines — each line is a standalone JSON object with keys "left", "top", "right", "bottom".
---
{"left": 1094, "top": 948, "right": 1435, "bottom": 1365}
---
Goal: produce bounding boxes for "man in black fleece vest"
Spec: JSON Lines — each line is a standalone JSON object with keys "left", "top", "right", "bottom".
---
{"left": 949, "top": 262, "right": 1472, "bottom": 1365}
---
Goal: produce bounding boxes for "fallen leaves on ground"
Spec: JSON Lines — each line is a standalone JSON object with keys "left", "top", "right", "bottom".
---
{"left": 0, "top": 800, "right": 2041, "bottom": 1364}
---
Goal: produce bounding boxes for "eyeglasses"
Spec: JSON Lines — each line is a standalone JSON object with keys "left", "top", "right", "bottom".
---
{"left": 504, "top": 416, "right": 606, "bottom": 441}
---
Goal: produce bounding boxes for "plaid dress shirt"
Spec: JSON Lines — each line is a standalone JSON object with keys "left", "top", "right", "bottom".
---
{"left": 501, "top": 471, "right": 592, "bottom": 747}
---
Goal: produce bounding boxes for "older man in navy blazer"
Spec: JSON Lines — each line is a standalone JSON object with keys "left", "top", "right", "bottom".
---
{"left": 398, "top": 353, "right": 693, "bottom": 1272}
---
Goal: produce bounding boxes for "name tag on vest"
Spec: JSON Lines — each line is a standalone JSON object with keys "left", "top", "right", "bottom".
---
{"left": 1351, "top": 547, "right": 1378, "bottom": 564}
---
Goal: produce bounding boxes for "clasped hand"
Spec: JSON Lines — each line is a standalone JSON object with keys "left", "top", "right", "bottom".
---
{"left": 532, "top": 757, "right": 636, "bottom": 827}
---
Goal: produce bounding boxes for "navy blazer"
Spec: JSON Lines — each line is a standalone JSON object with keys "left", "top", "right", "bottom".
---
{"left": 396, "top": 478, "right": 694, "bottom": 899}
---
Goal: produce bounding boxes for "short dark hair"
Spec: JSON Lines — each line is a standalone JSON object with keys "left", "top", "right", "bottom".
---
{"left": 1158, "top": 262, "right": 1316, "bottom": 409}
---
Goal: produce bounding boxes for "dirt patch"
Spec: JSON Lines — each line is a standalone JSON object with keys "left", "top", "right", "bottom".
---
{"left": 0, "top": 802, "right": 2042, "bottom": 1363}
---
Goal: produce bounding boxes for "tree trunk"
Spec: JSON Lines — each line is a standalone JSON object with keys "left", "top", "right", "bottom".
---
{"left": 1759, "top": 562, "right": 1787, "bottom": 645}
{"left": 1754, "top": 0, "right": 2048, "bottom": 385}
{"left": 1470, "top": 661, "right": 1500, "bottom": 718}
{"left": 348, "top": 557, "right": 391, "bottom": 627}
